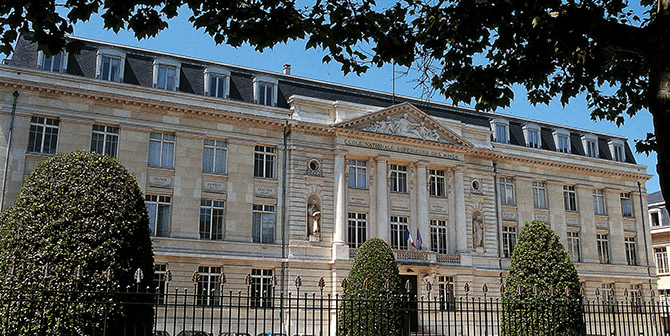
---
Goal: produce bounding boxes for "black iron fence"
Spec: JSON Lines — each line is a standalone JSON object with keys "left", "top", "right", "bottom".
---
{"left": 1, "top": 281, "right": 669, "bottom": 336}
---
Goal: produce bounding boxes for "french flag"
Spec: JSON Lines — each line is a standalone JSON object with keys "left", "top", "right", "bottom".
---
{"left": 405, "top": 227, "right": 417, "bottom": 249}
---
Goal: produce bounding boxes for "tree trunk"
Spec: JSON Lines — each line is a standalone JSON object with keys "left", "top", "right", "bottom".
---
{"left": 649, "top": 0, "right": 670, "bottom": 203}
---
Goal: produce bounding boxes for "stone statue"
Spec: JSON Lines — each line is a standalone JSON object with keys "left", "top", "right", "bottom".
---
{"left": 473, "top": 212, "right": 484, "bottom": 248}
{"left": 308, "top": 199, "right": 321, "bottom": 237}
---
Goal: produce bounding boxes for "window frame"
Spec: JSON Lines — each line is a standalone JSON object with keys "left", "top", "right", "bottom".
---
{"left": 523, "top": 123, "right": 541, "bottom": 149}
{"left": 429, "top": 169, "right": 446, "bottom": 197}
{"left": 430, "top": 219, "right": 448, "bottom": 254}
{"left": 95, "top": 48, "right": 126, "bottom": 82}
{"left": 582, "top": 134, "right": 599, "bottom": 158}
{"left": 148, "top": 132, "right": 175, "bottom": 169}
{"left": 390, "top": 215, "right": 409, "bottom": 250}
{"left": 196, "top": 266, "right": 221, "bottom": 306}
{"left": 252, "top": 204, "right": 275, "bottom": 244}
{"left": 37, "top": 51, "right": 68, "bottom": 73}
{"left": 251, "top": 269, "right": 274, "bottom": 308}
{"left": 502, "top": 225, "right": 517, "bottom": 258}
{"left": 199, "top": 199, "right": 225, "bottom": 240}
{"left": 621, "top": 193, "right": 634, "bottom": 218}
{"left": 656, "top": 247, "right": 669, "bottom": 274}
{"left": 554, "top": 129, "right": 571, "bottom": 154}
{"left": 625, "top": 236, "right": 637, "bottom": 266}
{"left": 91, "top": 124, "right": 119, "bottom": 158}
{"left": 567, "top": 231, "right": 581, "bottom": 263}
{"left": 563, "top": 185, "right": 578, "bottom": 212}
{"left": 253, "top": 145, "right": 277, "bottom": 179}
{"left": 28, "top": 116, "right": 59, "bottom": 155}
{"left": 146, "top": 194, "right": 171, "bottom": 237}
{"left": 438, "top": 276, "right": 455, "bottom": 311}
{"left": 609, "top": 139, "right": 626, "bottom": 162}
{"left": 153, "top": 264, "right": 168, "bottom": 305}
{"left": 347, "top": 212, "right": 367, "bottom": 248}
{"left": 153, "top": 58, "right": 181, "bottom": 91}
{"left": 491, "top": 118, "right": 509, "bottom": 144}
{"left": 532, "top": 181, "right": 548, "bottom": 209}
{"left": 389, "top": 164, "right": 408, "bottom": 193}
{"left": 253, "top": 75, "right": 278, "bottom": 107}
{"left": 498, "top": 177, "right": 515, "bottom": 206}
{"left": 651, "top": 210, "right": 661, "bottom": 227}
{"left": 347, "top": 159, "right": 367, "bottom": 189}
{"left": 204, "top": 67, "right": 231, "bottom": 99}
{"left": 597, "top": 234, "right": 610, "bottom": 264}
{"left": 202, "top": 139, "right": 227, "bottom": 175}
{"left": 593, "top": 189, "right": 607, "bottom": 216}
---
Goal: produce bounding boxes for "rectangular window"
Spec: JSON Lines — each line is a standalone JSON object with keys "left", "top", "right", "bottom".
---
{"left": 429, "top": 169, "right": 446, "bottom": 197}
{"left": 532, "top": 181, "right": 547, "bottom": 209}
{"left": 258, "top": 82, "right": 274, "bottom": 106}
{"left": 621, "top": 193, "right": 633, "bottom": 218}
{"left": 153, "top": 264, "right": 168, "bottom": 304}
{"left": 652, "top": 211, "right": 661, "bottom": 227}
{"left": 196, "top": 266, "right": 221, "bottom": 306}
{"left": 495, "top": 124, "right": 509, "bottom": 144}
{"left": 586, "top": 139, "right": 598, "bottom": 158}
{"left": 252, "top": 204, "right": 275, "bottom": 244}
{"left": 502, "top": 226, "right": 517, "bottom": 258}
{"left": 253, "top": 145, "right": 276, "bottom": 179}
{"left": 347, "top": 160, "right": 367, "bottom": 189}
{"left": 601, "top": 283, "right": 615, "bottom": 302}
{"left": 28, "top": 116, "right": 59, "bottom": 154}
{"left": 527, "top": 129, "right": 540, "bottom": 148}
{"left": 148, "top": 132, "right": 175, "bottom": 168}
{"left": 430, "top": 219, "right": 448, "bottom": 254}
{"left": 597, "top": 234, "right": 610, "bottom": 264}
{"left": 593, "top": 189, "right": 607, "bottom": 215}
{"left": 146, "top": 195, "right": 171, "bottom": 237}
{"left": 389, "top": 164, "right": 408, "bottom": 193}
{"left": 347, "top": 212, "right": 367, "bottom": 248}
{"left": 567, "top": 232, "right": 581, "bottom": 263}
{"left": 563, "top": 185, "right": 578, "bottom": 212}
{"left": 42, "top": 52, "right": 65, "bottom": 72}
{"left": 630, "top": 284, "right": 642, "bottom": 310}
{"left": 613, "top": 144, "right": 625, "bottom": 162}
{"left": 101, "top": 56, "right": 121, "bottom": 82}
{"left": 157, "top": 65, "right": 176, "bottom": 90}
{"left": 625, "top": 237, "right": 637, "bottom": 266}
{"left": 208, "top": 75, "right": 227, "bottom": 98}
{"left": 438, "top": 276, "right": 455, "bottom": 311}
{"left": 251, "top": 269, "right": 274, "bottom": 308}
{"left": 91, "top": 125, "right": 119, "bottom": 158}
{"left": 202, "top": 139, "right": 227, "bottom": 174}
{"left": 498, "top": 177, "right": 515, "bottom": 206}
{"left": 390, "top": 216, "right": 409, "bottom": 250}
{"left": 557, "top": 134, "right": 570, "bottom": 153}
{"left": 200, "top": 199, "right": 225, "bottom": 240}
{"left": 656, "top": 247, "right": 669, "bottom": 274}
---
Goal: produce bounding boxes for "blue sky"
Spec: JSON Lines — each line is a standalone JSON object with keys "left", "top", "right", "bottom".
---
{"left": 32, "top": 8, "right": 659, "bottom": 193}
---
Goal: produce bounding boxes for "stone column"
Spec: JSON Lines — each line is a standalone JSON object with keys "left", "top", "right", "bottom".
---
{"left": 577, "top": 184, "right": 598, "bottom": 263}
{"left": 332, "top": 152, "right": 348, "bottom": 260}
{"left": 376, "top": 156, "right": 389, "bottom": 242}
{"left": 606, "top": 188, "right": 626, "bottom": 265}
{"left": 416, "top": 161, "right": 430, "bottom": 251}
{"left": 454, "top": 167, "right": 467, "bottom": 253}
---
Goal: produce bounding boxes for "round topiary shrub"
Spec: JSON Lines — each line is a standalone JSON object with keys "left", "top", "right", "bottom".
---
{"left": 501, "top": 220, "right": 584, "bottom": 335}
{"left": 0, "top": 151, "right": 155, "bottom": 335}
{"left": 338, "top": 238, "right": 403, "bottom": 336}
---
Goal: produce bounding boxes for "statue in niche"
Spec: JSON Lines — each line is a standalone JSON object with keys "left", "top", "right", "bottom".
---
{"left": 472, "top": 211, "right": 484, "bottom": 248}
{"left": 307, "top": 197, "right": 321, "bottom": 238}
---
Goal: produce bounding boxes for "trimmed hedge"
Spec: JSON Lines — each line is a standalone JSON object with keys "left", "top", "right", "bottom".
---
{"left": 501, "top": 220, "right": 584, "bottom": 335}
{"left": 0, "top": 151, "right": 154, "bottom": 335}
{"left": 338, "top": 238, "right": 403, "bottom": 336}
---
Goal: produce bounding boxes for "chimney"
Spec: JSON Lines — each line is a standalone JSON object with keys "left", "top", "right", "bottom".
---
{"left": 283, "top": 64, "right": 291, "bottom": 75}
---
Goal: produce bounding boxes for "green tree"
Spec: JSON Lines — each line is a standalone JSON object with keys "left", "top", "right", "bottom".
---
{"left": 501, "top": 220, "right": 584, "bottom": 336}
{"left": 0, "top": 151, "right": 155, "bottom": 335}
{"left": 338, "top": 238, "right": 404, "bottom": 336}
{"left": 0, "top": 0, "right": 667, "bottom": 201}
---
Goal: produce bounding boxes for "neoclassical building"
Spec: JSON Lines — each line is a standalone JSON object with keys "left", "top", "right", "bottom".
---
{"left": 0, "top": 34, "right": 655, "bottom": 304}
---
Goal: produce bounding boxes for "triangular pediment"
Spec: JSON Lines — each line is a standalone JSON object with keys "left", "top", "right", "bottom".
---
{"left": 334, "top": 102, "right": 473, "bottom": 147}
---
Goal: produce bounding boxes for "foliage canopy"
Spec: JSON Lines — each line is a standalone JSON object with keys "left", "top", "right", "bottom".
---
{"left": 501, "top": 220, "right": 584, "bottom": 335}
{"left": 0, "top": 150, "right": 155, "bottom": 335}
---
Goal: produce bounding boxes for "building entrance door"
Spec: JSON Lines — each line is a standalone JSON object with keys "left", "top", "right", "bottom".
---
{"left": 399, "top": 274, "right": 418, "bottom": 333}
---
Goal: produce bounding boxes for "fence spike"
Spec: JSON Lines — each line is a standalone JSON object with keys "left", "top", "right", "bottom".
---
{"left": 318, "top": 277, "right": 326, "bottom": 291}
{"left": 295, "top": 275, "right": 302, "bottom": 290}
{"left": 341, "top": 277, "right": 348, "bottom": 290}
{"left": 363, "top": 278, "right": 370, "bottom": 292}
{"left": 244, "top": 273, "right": 251, "bottom": 288}
{"left": 482, "top": 283, "right": 488, "bottom": 295}
{"left": 134, "top": 268, "right": 144, "bottom": 284}
{"left": 192, "top": 270, "right": 200, "bottom": 285}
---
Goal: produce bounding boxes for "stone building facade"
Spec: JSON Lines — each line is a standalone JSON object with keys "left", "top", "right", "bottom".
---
{"left": 649, "top": 191, "right": 670, "bottom": 300}
{"left": 0, "top": 35, "right": 655, "bottom": 304}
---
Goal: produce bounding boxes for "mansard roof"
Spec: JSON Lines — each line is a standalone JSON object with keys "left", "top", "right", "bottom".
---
{"left": 5, "top": 33, "right": 636, "bottom": 164}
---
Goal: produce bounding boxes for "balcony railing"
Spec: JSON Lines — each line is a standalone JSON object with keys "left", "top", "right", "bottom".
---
{"left": 349, "top": 248, "right": 461, "bottom": 265}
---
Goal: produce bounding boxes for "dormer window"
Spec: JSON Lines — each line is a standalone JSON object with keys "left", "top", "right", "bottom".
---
{"left": 609, "top": 139, "right": 626, "bottom": 162}
{"left": 96, "top": 48, "right": 126, "bottom": 82}
{"left": 554, "top": 129, "right": 571, "bottom": 153}
{"left": 491, "top": 118, "right": 509, "bottom": 144}
{"left": 523, "top": 123, "right": 541, "bottom": 149}
{"left": 582, "top": 134, "right": 599, "bottom": 158}
{"left": 204, "top": 67, "right": 230, "bottom": 99}
{"left": 153, "top": 58, "right": 181, "bottom": 91}
{"left": 37, "top": 51, "right": 68, "bottom": 73}
{"left": 253, "top": 75, "right": 278, "bottom": 107}
{"left": 95, "top": 49, "right": 126, "bottom": 82}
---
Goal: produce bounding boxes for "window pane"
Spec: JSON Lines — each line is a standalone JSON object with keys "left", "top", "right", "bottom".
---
{"left": 146, "top": 203, "right": 157, "bottom": 236}
{"left": 149, "top": 140, "right": 161, "bottom": 166}
{"left": 162, "top": 141, "right": 174, "bottom": 168}
{"left": 215, "top": 148, "right": 227, "bottom": 174}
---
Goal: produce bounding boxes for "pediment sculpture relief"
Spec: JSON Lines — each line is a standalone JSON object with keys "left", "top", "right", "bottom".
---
{"left": 360, "top": 113, "right": 444, "bottom": 143}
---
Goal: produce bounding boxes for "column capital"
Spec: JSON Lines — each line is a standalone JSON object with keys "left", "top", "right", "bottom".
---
{"left": 416, "top": 160, "right": 429, "bottom": 167}
{"left": 453, "top": 165, "right": 465, "bottom": 173}
{"left": 375, "top": 154, "right": 390, "bottom": 162}
{"left": 334, "top": 149, "right": 348, "bottom": 156}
